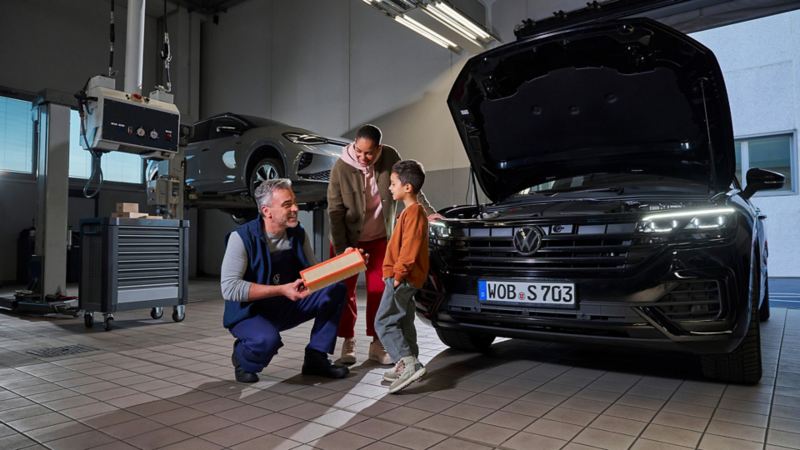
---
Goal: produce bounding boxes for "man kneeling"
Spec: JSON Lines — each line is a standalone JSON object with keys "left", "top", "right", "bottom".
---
{"left": 221, "top": 179, "right": 349, "bottom": 382}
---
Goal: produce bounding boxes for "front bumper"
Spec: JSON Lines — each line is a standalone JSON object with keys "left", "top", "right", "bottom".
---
{"left": 418, "top": 242, "right": 753, "bottom": 355}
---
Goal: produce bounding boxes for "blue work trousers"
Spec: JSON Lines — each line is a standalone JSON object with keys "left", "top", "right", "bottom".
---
{"left": 230, "top": 282, "right": 346, "bottom": 373}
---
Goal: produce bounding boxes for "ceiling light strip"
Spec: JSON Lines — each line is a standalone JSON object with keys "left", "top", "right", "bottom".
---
{"left": 394, "top": 15, "right": 457, "bottom": 49}
{"left": 422, "top": 4, "right": 481, "bottom": 44}
{"left": 432, "top": 1, "right": 491, "bottom": 40}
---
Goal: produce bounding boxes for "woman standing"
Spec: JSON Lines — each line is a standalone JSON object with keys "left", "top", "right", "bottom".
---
{"left": 328, "top": 124, "right": 439, "bottom": 364}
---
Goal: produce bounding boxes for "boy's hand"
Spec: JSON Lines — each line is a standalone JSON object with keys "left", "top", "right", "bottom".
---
{"left": 283, "top": 279, "right": 310, "bottom": 301}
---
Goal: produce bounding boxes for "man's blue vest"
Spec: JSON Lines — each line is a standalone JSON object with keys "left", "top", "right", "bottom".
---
{"left": 222, "top": 218, "right": 310, "bottom": 329}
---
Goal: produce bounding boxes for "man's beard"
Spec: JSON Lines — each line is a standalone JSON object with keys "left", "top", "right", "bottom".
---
{"left": 284, "top": 215, "right": 299, "bottom": 227}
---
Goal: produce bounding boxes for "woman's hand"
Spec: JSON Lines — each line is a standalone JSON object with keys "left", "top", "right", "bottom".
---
{"left": 428, "top": 213, "right": 444, "bottom": 222}
{"left": 345, "top": 247, "right": 369, "bottom": 265}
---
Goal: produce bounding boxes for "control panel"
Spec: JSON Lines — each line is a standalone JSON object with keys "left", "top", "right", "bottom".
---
{"left": 82, "top": 77, "right": 180, "bottom": 159}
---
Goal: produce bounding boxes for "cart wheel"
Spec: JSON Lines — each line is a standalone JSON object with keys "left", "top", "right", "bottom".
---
{"left": 84, "top": 313, "right": 94, "bottom": 328}
{"left": 104, "top": 316, "right": 113, "bottom": 331}
{"left": 172, "top": 305, "right": 185, "bottom": 322}
{"left": 150, "top": 307, "right": 164, "bottom": 320}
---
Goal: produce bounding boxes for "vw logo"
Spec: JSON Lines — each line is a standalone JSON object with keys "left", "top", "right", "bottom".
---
{"left": 513, "top": 226, "right": 543, "bottom": 255}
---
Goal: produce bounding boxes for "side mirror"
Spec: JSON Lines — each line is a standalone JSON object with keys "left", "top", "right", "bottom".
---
{"left": 742, "top": 168, "right": 785, "bottom": 199}
{"left": 215, "top": 125, "right": 241, "bottom": 136}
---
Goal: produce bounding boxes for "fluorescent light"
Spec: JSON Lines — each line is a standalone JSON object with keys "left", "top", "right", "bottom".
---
{"left": 361, "top": 0, "right": 373, "bottom": 4}
{"left": 422, "top": 4, "right": 482, "bottom": 45}
{"left": 394, "top": 15, "right": 458, "bottom": 50}
{"left": 432, "top": 1, "right": 492, "bottom": 40}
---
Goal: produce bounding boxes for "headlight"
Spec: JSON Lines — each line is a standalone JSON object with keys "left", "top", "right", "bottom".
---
{"left": 429, "top": 221, "right": 451, "bottom": 239}
{"left": 636, "top": 207, "right": 736, "bottom": 240}
{"left": 283, "top": 132, "right": 327, "bottom": 145}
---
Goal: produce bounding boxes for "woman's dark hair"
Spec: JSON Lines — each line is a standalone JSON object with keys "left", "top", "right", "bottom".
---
{"left": 355, "top": 124, "right": 382, "bottom": 144}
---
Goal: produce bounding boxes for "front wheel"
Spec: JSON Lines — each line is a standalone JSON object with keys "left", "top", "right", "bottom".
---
{"left": 248, "top": 157, "right": 284, "bottom": 198}
{"left": 759, "top": 278, "right": 770, "bottom": 322}
{"left": 701, "top": 265, "right": 763, "bottom": 384}
{"left": 436, "top": 328, "right": 495, "bottom": 352}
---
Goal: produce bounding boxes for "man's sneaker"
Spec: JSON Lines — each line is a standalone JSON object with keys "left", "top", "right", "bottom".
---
{"left": 369, "top": 339, "right": 392, "bottom": 365}
{"left": 388, "top": 356, "right": 426, "bottom": 394}
{"left": 232, "top": 340, "right": 259, "bottom": 384}
{"left": 383, "top": 361, "right": 402, "bottom": 382}
{"left": 302, "top": 349, "right": 349, "bottom": 379}
{"left": 340, "top": 338, "right": 356, "bottom": 365}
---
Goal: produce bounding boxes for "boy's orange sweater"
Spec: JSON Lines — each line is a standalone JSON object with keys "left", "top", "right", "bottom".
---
{"left": 382, "top": 203, "right": 429, "bottom": 288}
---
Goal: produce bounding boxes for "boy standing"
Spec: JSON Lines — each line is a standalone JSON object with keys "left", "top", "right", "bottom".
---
{"left": 375, "top": 160, "right": 430, "bottom": 394}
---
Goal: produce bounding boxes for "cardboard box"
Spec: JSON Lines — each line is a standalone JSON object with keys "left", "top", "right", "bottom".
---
{"left": 116, "top": 202, "right": 140, "bottom": 213}
{"left": 300, "top": 249, "right": 366, "bottom": 293}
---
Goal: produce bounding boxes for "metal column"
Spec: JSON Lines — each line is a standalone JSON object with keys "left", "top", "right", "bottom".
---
{"left": 124, "top": 0, "right": 146, "bottom": 94}
{"left": 33, "top": 101, "right": 71, "bottom": 299}
{"left": 311, "top": 208, "right": 330, "bottom": 262}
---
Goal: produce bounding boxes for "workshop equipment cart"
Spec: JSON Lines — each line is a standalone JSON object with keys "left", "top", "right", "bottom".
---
{"left": 79, "top": 217, "right": 190, "bottom": 331}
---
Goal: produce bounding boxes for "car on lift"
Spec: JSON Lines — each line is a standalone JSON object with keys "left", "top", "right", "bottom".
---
{"left": 147, "top": 113, "right": 346, "bottom": 219}
{"left": 418, "top": 18, "right": 785, "bottom": 384}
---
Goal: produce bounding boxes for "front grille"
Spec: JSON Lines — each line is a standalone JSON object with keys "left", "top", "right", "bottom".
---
{"left": 440, "top": 223, "right": 642, "bottom": 273}
{"left": 657, "top": 280, "right": 721, "bottom": 321}
{"left": 301, "top": 170, "right": 330, "bottom": 182}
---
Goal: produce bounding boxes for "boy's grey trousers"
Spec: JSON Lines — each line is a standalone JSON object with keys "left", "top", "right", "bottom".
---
{"left": 375, "top": 278, "right": 419, "bottom": 362}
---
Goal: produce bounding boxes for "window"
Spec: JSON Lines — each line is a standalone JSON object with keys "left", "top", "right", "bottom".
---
{"left": 69, "top": 110, "right": 143, "bottom": 183}
{"left": 735, "top": 134, "right": 795, "bottom": 194}
{"left": 0, "top": 96, "right": 33, "bottom": 174}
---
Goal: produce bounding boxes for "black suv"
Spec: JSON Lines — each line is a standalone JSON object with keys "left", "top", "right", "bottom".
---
{"left": 417, "top": 18, "right": 785, "bottom": 384}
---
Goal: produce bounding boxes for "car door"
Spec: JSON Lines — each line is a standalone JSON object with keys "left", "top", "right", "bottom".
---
{"left": 188, "top": 116, "right": 246, "bottom": 194}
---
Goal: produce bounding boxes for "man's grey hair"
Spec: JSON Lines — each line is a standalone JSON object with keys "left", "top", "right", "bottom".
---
{"left": 254, "top": 178, "right": 293, "bottom": 209}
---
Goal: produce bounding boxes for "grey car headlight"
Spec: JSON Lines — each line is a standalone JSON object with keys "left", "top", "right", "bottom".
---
{"left": 283, "top": 132, "right": 327, "bottom": 145}
{"left": 636, "top": 207, "right": 737, "bottom": 239}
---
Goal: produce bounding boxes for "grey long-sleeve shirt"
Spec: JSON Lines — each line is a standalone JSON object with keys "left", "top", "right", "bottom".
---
{"left": 220, "top": 230, "right": 318, "bottom": 302}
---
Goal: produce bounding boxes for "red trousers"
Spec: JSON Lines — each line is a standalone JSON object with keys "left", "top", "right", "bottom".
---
{"left": 333, "top": 237, "right": 387, "bottom": 338}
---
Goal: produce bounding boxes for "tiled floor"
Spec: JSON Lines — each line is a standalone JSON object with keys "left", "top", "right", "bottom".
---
{"left": 1, "top": 279, "right": 799, "bottom": 450}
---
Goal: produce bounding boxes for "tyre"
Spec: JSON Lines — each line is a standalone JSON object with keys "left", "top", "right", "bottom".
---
{"left": 84, "top": 313, "right": 94, "bottom": 328}
{"left": 104, "top": 316, "right": 113, "bottom": 331}
{"left": 701, "top": 265, "right": 762, "bottom": 384}
{"left": 150, "top": 307, "right": 163, "bottom": 320}
{"left": 230, "top": 209, "right": 258, "bottom": 224}
{"left": 436, "top": 328, "right": 495, "bottom": 352}
{"left": 249, "top": 157, "right": 284, "bottom": 198}
{"left": 759, "top": 278, "right": 770, "bottom": 322}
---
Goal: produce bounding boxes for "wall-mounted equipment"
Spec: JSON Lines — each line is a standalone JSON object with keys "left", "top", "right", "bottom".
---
{"left": 80, "top": 76, "right": 180, "bottom": 160}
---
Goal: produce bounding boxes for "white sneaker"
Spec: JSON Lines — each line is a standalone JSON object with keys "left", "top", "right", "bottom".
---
{"left": 388, "top": 356, "right": 426, "bottom": 394}
{"left": 340, "top": 338, "right": 356, "bottom": 365}
{"left": 383, "top": 361, "right": 402, "bottom": 382}
{"left": 368, "top": 339, "right": 392, "bottom": 365}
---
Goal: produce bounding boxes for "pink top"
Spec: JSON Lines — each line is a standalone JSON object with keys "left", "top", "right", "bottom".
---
{"left": 341, "top": 143, "right": 386, "bottom": 242}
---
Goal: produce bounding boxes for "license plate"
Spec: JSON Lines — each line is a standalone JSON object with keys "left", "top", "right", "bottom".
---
{"left": 478, "top": 280, "right": 576, "bottom": 307}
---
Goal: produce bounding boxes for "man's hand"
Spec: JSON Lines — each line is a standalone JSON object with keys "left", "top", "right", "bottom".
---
{"left": 282, "top": 279, "right": 310, "bottom": 301}
{"left": 428, "top": 213, "right": 444, "bottom": 222}
{"left": 345, "top": 247, "right": 369, "bottom": 265}
{"left": 393, "top": 279, "right": 401, "bottom": 288}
